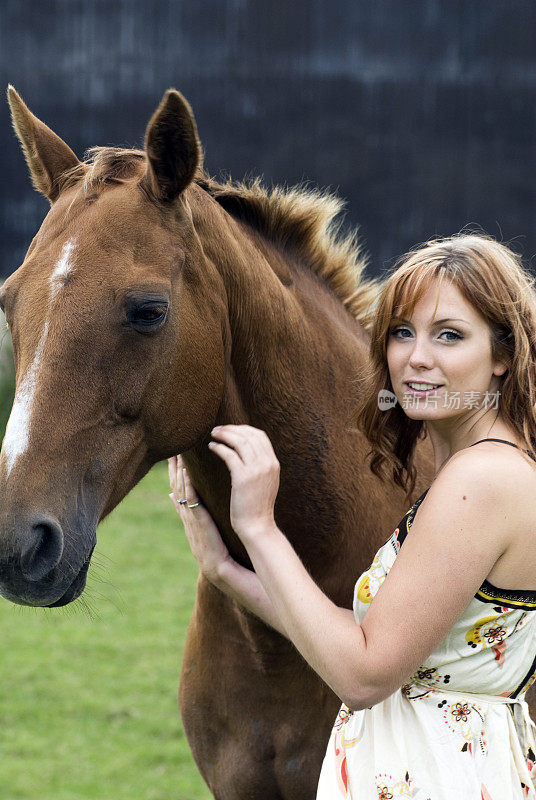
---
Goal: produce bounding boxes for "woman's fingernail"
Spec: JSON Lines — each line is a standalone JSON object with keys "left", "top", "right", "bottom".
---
{"left": 212, "top": 426, "right": 221, "bottom": 432}
{"left": 208, "top": 441, "right": 215, "bottom": 448}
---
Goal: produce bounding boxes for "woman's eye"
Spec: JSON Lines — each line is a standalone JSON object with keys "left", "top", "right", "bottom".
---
{"left": 390, "top": 327, "right": 412, "bottom": 338}
{"left": 439, "top": 329, "right": 462, "bottom": 341}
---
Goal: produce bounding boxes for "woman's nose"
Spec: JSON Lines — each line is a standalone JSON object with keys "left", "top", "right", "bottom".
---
{"left": 408, "top": 337, "right": 434, "bottom": 369}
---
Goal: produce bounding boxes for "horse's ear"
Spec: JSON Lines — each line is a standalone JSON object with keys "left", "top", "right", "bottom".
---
{"left": 141, "top": 89, "right": 202, "bottom": 203}
{"left": 7, "top": 85, "right": 81, "bottom": 203}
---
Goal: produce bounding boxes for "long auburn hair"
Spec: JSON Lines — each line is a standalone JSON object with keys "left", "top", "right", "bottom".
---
{"left": 355, "top": 233, "right": 536, "bottom": 499}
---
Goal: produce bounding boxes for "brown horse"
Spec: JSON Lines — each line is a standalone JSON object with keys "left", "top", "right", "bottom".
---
{"left": 0, "top": 86, "right": 438, "bottom": 798}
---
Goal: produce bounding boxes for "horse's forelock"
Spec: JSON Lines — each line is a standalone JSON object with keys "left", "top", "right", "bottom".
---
{"left": 62, "top": 147, "right": 147, "bottom": 195}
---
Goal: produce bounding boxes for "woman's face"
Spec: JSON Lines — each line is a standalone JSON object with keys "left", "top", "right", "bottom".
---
{"left": 386, "top": 279, "right": 507, "bottom": 422}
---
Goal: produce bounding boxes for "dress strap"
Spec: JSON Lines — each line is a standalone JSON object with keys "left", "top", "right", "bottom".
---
{"left": 469, "top": 438, "right": 536, "bottom": 461}
{"left": 471, "top": 437, "right": 523, "bottom": 449}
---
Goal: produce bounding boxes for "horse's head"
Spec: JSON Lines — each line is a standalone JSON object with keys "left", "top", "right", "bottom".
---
{"left": 0, "top": 87, "right": 226, "bottom": 606}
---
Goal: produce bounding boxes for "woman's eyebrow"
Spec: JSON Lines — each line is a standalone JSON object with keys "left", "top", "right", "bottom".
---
{"left": 430, "top": 317, "right": 471, "bottom": 325}
{"left": 391, "top": 316, "right": 470, "bottom": 325}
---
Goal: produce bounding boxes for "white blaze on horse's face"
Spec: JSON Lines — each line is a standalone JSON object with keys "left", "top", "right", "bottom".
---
{"left": 49, "top": 238, "right": 76, "bottom": 300}
{"left": 3, "top": 321, "right": 49, "bottom": 476}
{"left": 2, "top": 238, "right": 77, "bottom": 477}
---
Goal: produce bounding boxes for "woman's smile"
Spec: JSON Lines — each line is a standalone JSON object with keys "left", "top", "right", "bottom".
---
{"left": 404, "top": 381, "right": 444, "bottom": 396}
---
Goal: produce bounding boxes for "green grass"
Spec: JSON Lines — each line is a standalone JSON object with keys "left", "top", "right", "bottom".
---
{"left": 0, "top": 326, "right": 14, "bottom": 441}
{"left": 0, "top": 462, "right": 212, "bottom": 800}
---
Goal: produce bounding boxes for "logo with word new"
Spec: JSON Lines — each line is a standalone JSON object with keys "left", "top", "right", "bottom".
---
{"left": 377, "top": 390, "right": 398, "bottom": 411}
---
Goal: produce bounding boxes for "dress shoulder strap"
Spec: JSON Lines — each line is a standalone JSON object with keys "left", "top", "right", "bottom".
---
{"left": 470, "top": 438, "right": 536, "bottom": 462}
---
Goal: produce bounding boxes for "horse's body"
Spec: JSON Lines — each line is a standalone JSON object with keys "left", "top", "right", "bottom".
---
{"left": 0, "top": 87, "right": 441, "bottom": 798}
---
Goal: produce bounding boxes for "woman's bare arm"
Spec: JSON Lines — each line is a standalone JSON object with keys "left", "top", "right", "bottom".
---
{"left": 214, "top": 556, "right": 289, "bottom": 637}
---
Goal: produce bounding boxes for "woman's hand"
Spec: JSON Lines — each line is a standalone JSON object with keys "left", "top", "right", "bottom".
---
{"left": 168, "top": 454, "right": 231, "bottom": 583}
{"left": 169, "top": 449, "right": 288, "bottom": 636}
{"left": 208, "top": 424, "right": 280, "bottom": 540}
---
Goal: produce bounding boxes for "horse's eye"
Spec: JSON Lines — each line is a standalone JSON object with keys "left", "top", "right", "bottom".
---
{"left": 137, "top": 307, "right": 166, "bottom": 322}
{"left": 126, "top": 301, "right": 169, "bottom": 333}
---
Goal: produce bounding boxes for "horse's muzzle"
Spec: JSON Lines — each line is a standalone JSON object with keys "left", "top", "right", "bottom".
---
{"left": 0, "top": 512, "right": 95, "bottom": 606}
{"left": 46, "top": 553, "right": 93, "bottom": 607}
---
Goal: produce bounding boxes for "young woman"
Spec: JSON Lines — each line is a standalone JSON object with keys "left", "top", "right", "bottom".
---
{"left": 169, "top": 233, "right": 536, "bottom": 799}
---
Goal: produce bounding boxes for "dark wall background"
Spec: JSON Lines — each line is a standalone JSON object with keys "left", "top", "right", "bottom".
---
{"left": 1, "top": 1, "right": 535, "bottom": 278}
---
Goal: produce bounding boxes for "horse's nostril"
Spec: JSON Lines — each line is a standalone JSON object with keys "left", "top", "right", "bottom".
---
{"left": 20, "top": 517, "right": 64, "bottom": 582}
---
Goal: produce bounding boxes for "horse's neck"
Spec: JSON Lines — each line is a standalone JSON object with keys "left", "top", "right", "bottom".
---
{"left": 189, "top": 196, "right": 383, "bottom": 575}
{"left": 198, "top": 201, "right": 366, "bottom": 431}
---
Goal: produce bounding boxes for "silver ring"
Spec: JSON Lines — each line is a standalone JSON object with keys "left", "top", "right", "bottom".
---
{"left": 187, "top": 502, "right": 200, "bottom": 509}
{"left": 178, "top": 498, "right": 188, "bottom": 505}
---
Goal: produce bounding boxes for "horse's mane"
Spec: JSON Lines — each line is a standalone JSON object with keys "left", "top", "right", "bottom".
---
{"left": 64, "top": 147, "right": 380, "bottom": 327}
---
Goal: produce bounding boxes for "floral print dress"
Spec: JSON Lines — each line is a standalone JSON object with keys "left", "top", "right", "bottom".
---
{"left": 317, "top": 474, "right": 536, "bottom": 800}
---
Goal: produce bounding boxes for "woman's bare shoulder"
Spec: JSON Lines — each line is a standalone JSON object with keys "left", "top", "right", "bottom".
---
{"left": 425, "top": 441, "right": 536, "bottom": 527}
